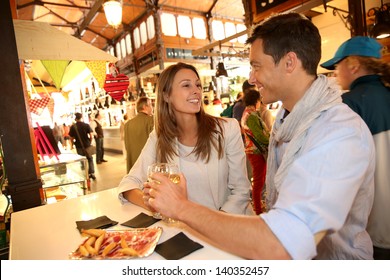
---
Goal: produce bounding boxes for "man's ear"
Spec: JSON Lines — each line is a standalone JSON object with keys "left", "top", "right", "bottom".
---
{"left": 285, "top": 52, "right": 297, "bottom": 72}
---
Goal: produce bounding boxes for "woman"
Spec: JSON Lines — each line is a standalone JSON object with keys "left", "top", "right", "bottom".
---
{"left": 118, "top": 62, "right": 252, "bottom": 215}
{"left": 241, "top": 89, "right": 271, "bottom": 214}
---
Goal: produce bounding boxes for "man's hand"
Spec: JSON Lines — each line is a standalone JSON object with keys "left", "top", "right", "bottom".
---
{"left": 143, "top": 172, "right": 188, "bottom": 220}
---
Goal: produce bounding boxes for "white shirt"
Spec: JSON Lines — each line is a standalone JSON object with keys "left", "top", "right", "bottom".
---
{"left": 261, "top": 103, "right": 375, "bottom": 259}
{"left": 178, "top": 142, "right": 216, "bottom": 209}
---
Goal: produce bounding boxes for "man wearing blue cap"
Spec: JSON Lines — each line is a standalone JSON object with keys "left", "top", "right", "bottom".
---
{"left": 321, "top": 36, "right": 390, "bottom": 260}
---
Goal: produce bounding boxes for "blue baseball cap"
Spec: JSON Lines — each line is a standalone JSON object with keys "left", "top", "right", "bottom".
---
{"left": 320, "top": 36, "right": 382, "bottom": 70}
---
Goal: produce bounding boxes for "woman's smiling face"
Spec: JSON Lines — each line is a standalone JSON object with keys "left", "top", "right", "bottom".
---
{"left": 168, "top": 68, "right": 202, "bottom": 115}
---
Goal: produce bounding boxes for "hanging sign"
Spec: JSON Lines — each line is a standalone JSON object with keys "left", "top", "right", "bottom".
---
{"left": 104, "top": 63, "right": 129, "bottom": 101}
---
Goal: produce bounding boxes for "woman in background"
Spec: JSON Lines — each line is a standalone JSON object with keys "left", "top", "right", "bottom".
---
{"left": 241, "top": 89, "right": 272, "bottom": 214}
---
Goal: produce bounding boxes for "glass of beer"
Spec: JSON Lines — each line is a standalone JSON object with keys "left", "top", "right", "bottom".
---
{"left": 147, "top": 163, "right": 180, "bottom": 222}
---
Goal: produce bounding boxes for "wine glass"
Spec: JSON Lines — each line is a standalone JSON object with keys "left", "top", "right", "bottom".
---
{"left": 147, "top": 163, "right": 180, "bottom": 222}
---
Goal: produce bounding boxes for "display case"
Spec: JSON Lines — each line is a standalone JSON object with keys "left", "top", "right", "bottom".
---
{"left": 39, "top": 153, "right": 88, "bottom": 204}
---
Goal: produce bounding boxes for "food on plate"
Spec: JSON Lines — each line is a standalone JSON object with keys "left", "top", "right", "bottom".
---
{"left": 79, "top": 245, "right": 89, "bottom": 257}
{"left": 70, "top": 227, "right": 162, "bottom": 259}
{"left": 119, "top": 247, "right": 138, "bottom": 256}
{"left": 81, "top": 228, "right": 106, "bottom": 237}
{"left": 94, "top": 232, "right": 105, "bottom": 252}
{"left": 102, "top": 242, "right": 117, "bottom": 257}
{"left": 120, "top": 235, "right": 128, "bottom": 248}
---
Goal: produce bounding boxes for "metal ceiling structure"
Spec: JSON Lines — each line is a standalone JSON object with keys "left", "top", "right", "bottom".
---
{"left": 15, "top": 0, "right": 247, "bottom": 51}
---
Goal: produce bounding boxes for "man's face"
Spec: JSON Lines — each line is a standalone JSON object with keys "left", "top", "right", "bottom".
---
{"left": 248, "top": 39, "right": 285, "bottom": 105}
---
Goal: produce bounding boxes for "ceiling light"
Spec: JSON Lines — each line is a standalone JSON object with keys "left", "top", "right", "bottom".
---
{"left": 215, "top": 62, "right": 228, "bottom": 77}
{"left": 103, "top": 0, "right": 123, "bottom": 29}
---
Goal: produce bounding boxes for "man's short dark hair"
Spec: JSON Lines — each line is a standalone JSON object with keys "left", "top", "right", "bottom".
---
{"left": 243, "top": 89, "right": 260, "bottom": 107}
{"left": 75, "top": 112, "right": 82, "bottom": 120}
{"left": 242, "top": 80, "right": 255, "bottom": 94}
{"left": 246, "top": 12, "right": 321, "bottom": 75}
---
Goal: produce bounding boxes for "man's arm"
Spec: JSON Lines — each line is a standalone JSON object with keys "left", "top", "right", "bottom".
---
{"left": 146, "top": 173, "right": 291, "bottom": 260}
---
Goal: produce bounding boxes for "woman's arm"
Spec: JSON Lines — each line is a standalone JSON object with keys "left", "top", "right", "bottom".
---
{"left": 117, "top": 130, "right": 157, "bottom": 205}
{"left": 219, "top": 119, "right": 252, "bottom": 214}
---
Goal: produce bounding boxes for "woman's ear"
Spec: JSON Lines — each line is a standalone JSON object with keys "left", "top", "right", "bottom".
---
{"left": 346, "top": 57, "right": 360, "bottom": 74}
{"left": 163, "top": 92, "right": 169, "bottom": 102}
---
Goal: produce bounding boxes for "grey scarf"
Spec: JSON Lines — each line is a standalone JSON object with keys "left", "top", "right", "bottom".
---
{"left": 265, "top": 75, "right": 342, "bottom": 209}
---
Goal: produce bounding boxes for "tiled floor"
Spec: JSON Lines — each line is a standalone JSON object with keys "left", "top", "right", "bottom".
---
{"left": 88, "top": 151, "right": 128, "bottom": 193}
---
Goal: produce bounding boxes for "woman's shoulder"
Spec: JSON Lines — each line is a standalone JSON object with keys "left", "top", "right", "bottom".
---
{"left": 217, "top": 116, "right": 240, "bottom": 131}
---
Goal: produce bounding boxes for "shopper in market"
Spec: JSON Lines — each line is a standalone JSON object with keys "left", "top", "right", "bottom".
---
{"left": 241, "top": 89, "right": 271, "bottom": 215}
{"left": 69, "top": 112, "right": 96, "bottom": 180}
{"left": 321, "top": 36, "right": 390, "bottom": 260}
{"left": 118, "top": 62, "right": 253, "bottom": 215}
{"left": 123, "top": 96, "right": 154, "bottom": 172}
{"left": 90, "top": 111, "right": 108, "bottom": 164}
{"left": 144, "top": 13, "right": 375, "bottom": 259}
{"left": 52, "top": 122, "right": 64, "bottom": 147}
{"left": 232, "top": 80, "right": 256, "bottom": 125}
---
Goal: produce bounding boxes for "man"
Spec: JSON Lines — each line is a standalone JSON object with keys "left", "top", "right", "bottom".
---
{"left": 321, "top": 36, "right": 390, "bottom": 260}
{"left": 90, "top": 111, "right": 107, "bottom": 164}
{"left": 144, "top": 13, "right": 375, "bottom": 259}
{"left": 124, "top": 96, "right": 154, "bottom": 173}
{"left": 69, "top": 112, "right": 96, "bottom": 180}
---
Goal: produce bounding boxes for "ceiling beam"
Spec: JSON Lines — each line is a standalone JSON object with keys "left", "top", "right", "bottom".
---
{"left": 17, "top": 0, "right": 91, "bottom": 10}
{"left": 192, "top": 29, "right": 248, "bottom": 56}
{"left": 78, "top": 0, "right": 105, "bottom": 36}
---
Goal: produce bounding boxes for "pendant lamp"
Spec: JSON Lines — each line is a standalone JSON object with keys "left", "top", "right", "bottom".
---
{"left": 216, "top": 62, "right": 228, "bottom": 77}
{"left": 369, "top": 1, "right": 390, "bottom": 39}
{"left": 103, "top": 0, "right": 123, "bottom": 29}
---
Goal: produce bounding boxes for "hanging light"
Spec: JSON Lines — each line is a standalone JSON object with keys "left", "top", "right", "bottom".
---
{"left": 369, "top": 1, "right": 390, "bottom": 39}
{"left": 215, "top": 62, "right": 228, "bottom": 77}
{"left": 103, "top": 0, "right": 123, "bottom": 29}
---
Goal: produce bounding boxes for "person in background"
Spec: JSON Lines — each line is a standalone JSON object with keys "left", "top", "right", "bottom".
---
{"left": 143, "top": 13, "right": 375, "bottom": 259}
{"left": 62, "top": 123, "right": 72, "bottom": 150}
{"left": 118, "top": 62, "right": 252, "bottom": 215}
{"left": 69, "top": 113, "right": 96, "bottom": 180}
{"left": 90, "top": 111, "right": 107, "bottom": 164}
{"left": 241, "top": 89, "right": 270, "bottom": 214}
{"left": 205, "top": 98, "right": 224, "bottom": 117}
{"left": 220, "top": 96, "right": 235, "bottom": 118}
{"left": 52, "top": 122, "right": 64, "bottom": 148}
{"left": 233, "top": 80, "right": 256, "bottom": 124}
{"left": 123, "top": 97, "right": 154, "bottom": 173}
{"left": 321, "top": 36, "right": 390, "bottom": 260}
{"left": 120, "top": 113, "right": 128, "bottom": 160}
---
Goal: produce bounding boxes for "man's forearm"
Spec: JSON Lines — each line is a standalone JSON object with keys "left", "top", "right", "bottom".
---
{"left": 177, "top": 201, "right": 291, "bottom": 260}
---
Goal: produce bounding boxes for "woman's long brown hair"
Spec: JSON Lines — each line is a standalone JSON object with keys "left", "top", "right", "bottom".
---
{"left": 155, "top": 62, "right": 226, "bottom": 163}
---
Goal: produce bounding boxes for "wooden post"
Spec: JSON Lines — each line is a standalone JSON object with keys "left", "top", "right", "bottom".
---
{"left": 0, "top": 0, "right": 43, "bottom": 211}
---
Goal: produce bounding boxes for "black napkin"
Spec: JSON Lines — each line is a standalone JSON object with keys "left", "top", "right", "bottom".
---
{"left": 76, "top": 215, "right": 118, "bottom": 232}
{"left": 155, "top": 232, "right": 204, "bottom": 260}
{"left": 121, "top": 212, "right": 160, "bottom": 228}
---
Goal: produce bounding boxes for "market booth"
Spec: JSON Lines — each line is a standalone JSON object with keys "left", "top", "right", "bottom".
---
{"left": 2, "top": 19, "right": 117, "bottom": 213}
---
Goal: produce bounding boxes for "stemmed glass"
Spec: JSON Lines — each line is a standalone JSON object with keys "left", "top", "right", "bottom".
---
{"left": 147, "top": 163, "right": 180, "bottom": 223}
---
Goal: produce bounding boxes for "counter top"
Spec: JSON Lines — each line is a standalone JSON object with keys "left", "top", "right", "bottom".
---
{"left": 9, "top": 187, "right": 241, "bottom": 260}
